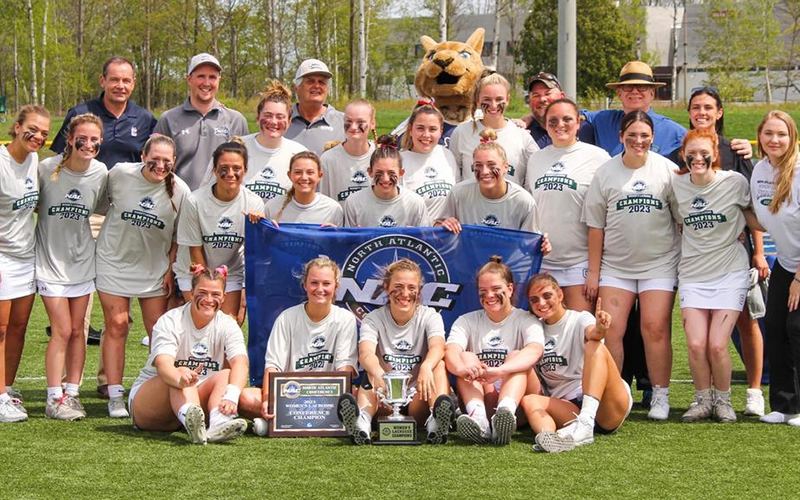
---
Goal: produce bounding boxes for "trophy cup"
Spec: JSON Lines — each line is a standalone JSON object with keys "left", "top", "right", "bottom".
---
{"left": 374, "top": 371, "right": 420, "bottom": 445}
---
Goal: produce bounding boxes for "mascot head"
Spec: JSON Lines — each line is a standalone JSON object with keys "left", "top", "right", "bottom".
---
{"left": 414, "top": 28, "right": 485, "bottom": 124}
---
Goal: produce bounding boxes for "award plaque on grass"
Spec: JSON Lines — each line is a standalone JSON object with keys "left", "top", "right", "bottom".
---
{"left": 267, "top": 371, "right": 352, "bottom": 437}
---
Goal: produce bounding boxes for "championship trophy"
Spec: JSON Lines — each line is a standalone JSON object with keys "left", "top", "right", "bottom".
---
{"left": 374, "top": 371, "right": 420, "bottom": 445}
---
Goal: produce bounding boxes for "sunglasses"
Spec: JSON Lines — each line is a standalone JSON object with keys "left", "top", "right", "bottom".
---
{"left": 619, "top": 84, "right": 653, "bottom": 92}
{"left": 691, "top": 86, "right": 720, "bottom": 94}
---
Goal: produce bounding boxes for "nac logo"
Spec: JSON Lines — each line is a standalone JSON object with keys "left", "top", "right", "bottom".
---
{"left": 424, "top": 166, "right": 437, "bottom": 179}
{"left": 138, "top": 197, "right": 156, "bottom": 210}
{"left": 310, "top": 335, "right": 326, "bottom": 350}
{"left": 544, "top": 339, "right": 556, "bottom": 354}
{"left": 379, "top": 215, "right": 397, "bottom": 228}
{"left": 487, "top": 335, "right": 503, "bottom": 347}
{"left": 481, "top": 214, "right": 500, "bottom": 227}
{"left": 351, "top": 171, "right": 369, "bottom": 184}
{"left": 394, "top": 340, "right": 412, "bottom": 352}
{"left": 549, "top": 162, "right": 565, "bottom": 173}
{"left": 24, "top": 178, "right": 35, "bottom": 191}
{"left": 218, "top": 217, "right": 234, "bottom": 231}
{"left": 691, "top": 197, "right": 708, "bottom": 211}
{"left": 65, "top": 189, "right": 83, "bottom": 201}
{"left": 259, "top": 167, "right": 276, "bottom": 180}
{"left": 191, "top": 342, "right": 209, "bottom": 358}
{"left": 631, "top": 180, "right": 647, "bottom": 192}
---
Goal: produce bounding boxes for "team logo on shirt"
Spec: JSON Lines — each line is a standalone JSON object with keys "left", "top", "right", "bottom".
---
{"left": 213, "top": 126, "right": 230, "bottom": 138}
{"left": 65, "top": 189, "right": 83, "bottom": 201}
{"left": 379, "top": 215, "right": 397, "bottom": 228}
{"left": 138, "top": 197, "right": 156, "bottom": 210}
{"left": 416, "top": 181, "right": 451, "bottom": 198}
{"left": 48, "top": 190, "right": 90, "bottom": 220}
{"left": 383, "top": 353, "right": 422, "bottom": 372}
{"left": 616, "top": 180, "right": 662, "bottom": 214}
{"left": 247, "top": 180, "right": 286, "bottom": 200}
{"left": 478, "top": 348, "right": 507, "bottom": 367}
{"left": 683, "top": 197, "right": 727, "bottom": 230}
{"left": 218, "top": 217, "right": 234, "bottom": 230}
{"left": 631, "top": 180, "right": 647, "bottom": 192}
{"left": 549, "top": 162, "right": 565, "bottom": 173}
{"left": 175, "top": 341, "right": 219, "bottom": 376}
{"left": 424, "top": 166, "right": 437, "bottom": 179}
{"left": 24, "top": 177, "right": 35, "bottom": 191}
{"left": 191, "top": 342, "right": 210, "bottom": 358}
{"left": 131, "top": 127, "right": 138, "bottom": 137}
{"left": 754, "top": 180, "right": 774, "bottom": 206}
{"left": 544, "top": 339, "right": 556, "bottom": 354}
{"left": 204, "top": 217, "right": 243, "bottom": 249}
{"left": 121, "top": 197, "right": 165, "bottom": 229}
{"left": 394, "top": 340, "right": 412, "bottom": 352}
{"left": 486, "top": 334, "right": 503, "bottom": 347}
{"left": 534, "top": 174, "right": 576, "bottom": 192}
{"left": 310, "top": 334, "right": 326, "bottom": 350}
{"left": 259, "top": 167, "right": 276, "bottom": 180}
{"left": 481, "top": 214, "right": 500, "bottom": 227}
{"left": 13, "top": 178, "right": 38, "bottom": 210}
{"left": 691, "top": 197, "right": 708, "bottom": 211}
{"left": 338, "top": 235, "right": 462, "bottom": 320}
{"left": 338, "top": 171, "right": 370, "bottom": 201}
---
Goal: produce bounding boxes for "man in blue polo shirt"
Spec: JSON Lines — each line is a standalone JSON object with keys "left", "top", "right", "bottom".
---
{"left": 285, "top": 59, "right": 345, "bottom": 155}
{"left": 51, "top": 56, "right": 156, "bottom": 168}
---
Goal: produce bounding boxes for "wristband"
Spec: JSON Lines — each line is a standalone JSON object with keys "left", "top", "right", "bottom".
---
{"left": 222, "top": 384, "right": 241, "bottom": 404}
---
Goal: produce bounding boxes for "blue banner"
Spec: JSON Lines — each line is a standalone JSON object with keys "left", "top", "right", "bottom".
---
{"left": 245, "top": 222, "right": 543, "bottom": 386}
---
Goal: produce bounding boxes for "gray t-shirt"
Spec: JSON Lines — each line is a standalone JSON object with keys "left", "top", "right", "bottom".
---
{"left": 439, "top": 179, "right": 539, "bottom": 231}
{"left": 175, "top": 185, "right": 265, "bottom": 283}
{"left": 537, "top": 310, "right": 595, "bottom": 400}
{"left": 344, "top": 186, "right": 431, "bottom": 228}
{"left": 96, "top": 162, "right": 191, "bottom": 296}
{"left": 670, "top": 170, "right": 750, "bottom": 282}
{"left": 582, "top": 153, "right": 680, "bottom": 279}
{"left": 36, "top": 156, "right": 108, "bottom": 284}
{"left": 265, "top": 303, "right": 358, "bottom": 372}
{"left": 400, "top": 146, "right": 460, "bottom": 221}
{"left": 285, "top": 104, "right": 346, "bottom": 156}
{"left": 0, "top": 146, "right": 39, "bottom": 261}
{"left": 264, "top": 193, "right": 343, "bottom": 226}
{"left": 447, "top": 308, "right": 544, "bottom": 367}
{"left": 319, "top": 143, "right": 375, "bottom": 205}
{"left": 751, "top": 159, "right": 800, "bottom": 272}
{"left": 153, "top": 98, "right": 249, "bottom": 191}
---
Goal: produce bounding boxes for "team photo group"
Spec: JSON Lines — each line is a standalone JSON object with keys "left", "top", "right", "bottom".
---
{"left": 1, "top": 39, "right": 799, "bottom": 454}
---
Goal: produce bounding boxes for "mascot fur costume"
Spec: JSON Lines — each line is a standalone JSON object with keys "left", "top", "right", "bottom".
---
{"left": 394, "top": 28, "right": 485, "bottom": 144}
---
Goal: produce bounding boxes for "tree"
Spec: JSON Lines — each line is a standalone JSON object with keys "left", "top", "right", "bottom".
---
{"left": 778, "top": 0, "right": 800, "bottom": 102}
{"left": 516, "top": 0, "right": 637, "bottom": 97}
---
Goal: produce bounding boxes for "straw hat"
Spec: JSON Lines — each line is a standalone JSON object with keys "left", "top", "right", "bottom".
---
{"left": 606, "top": 61, "right": 665, "bottom": 88}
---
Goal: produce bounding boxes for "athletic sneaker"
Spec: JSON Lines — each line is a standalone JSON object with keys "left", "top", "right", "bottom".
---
{"left": 207, "top": 418, "right": 247, "bottom": 443}
{"left": 681, "top": 394, "right": 713, "bottom": 423}
{"left": 6, "top": 389, "right": 26, "bottom": 415}
{"left": 641, "top": 389, "right": 653, "bottom": 409}
{"left": 45, "top": 395, "right": 86, "bottom": 421}
{"left": 713, "top": 397, "right": 737, "bottom": 423}
{"left": 491, "top": 407, "right": 516, "bottom": 446}
{"left": 141, "top": 335, "right": 150, "bottom": 347}
{"left": 65, "top": 395, "right": 86, "bottom": 414}
{"left": 337, "top": 393, "right": 371, "bottom": 445}
{"left": 108, "top": 397, "right": 130, "bottom": 419}
{"left": 760, "top": 411, "right": 800, "bottom": 424}
{"left": 426, "top": 394, "right": 454, "bottom": 445}
{"left": 0, "top": 398, "right": 28, "bottom": 423}
{"left": 567, "top": 416, "right": 595, "bottom": 447}
{"left": 184, "top": 404, "right": 207, "bottom": 445}
{"left": 87, "top": 326, "right": 103, "bottom": 345}
{"left": 647, "top": 386, "right": 670, "bottom": 421}
{"left": 456, "top": 413, "right": 490, "bottom": 444}
{"left": 534, "top": 430, "right": 575, "bottom": 453}
{"left": 744, "top": 388, "right": 765, "bottom": 417}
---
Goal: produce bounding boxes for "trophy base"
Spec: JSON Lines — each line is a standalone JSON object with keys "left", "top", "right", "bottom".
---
{"left": 374, "top": 416, "right": 421, "bottom": 445}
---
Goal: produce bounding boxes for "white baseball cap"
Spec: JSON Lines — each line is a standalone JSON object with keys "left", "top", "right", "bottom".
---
{"left": 294, "top": 59, "right": 332, "bottom": 86}
{"left": 188, "top": 53, "right": 222, "bottom": 75}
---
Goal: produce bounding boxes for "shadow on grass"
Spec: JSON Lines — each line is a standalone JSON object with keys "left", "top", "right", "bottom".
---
{"left": 94, "top": 422, "right": 194, "bottom": 445}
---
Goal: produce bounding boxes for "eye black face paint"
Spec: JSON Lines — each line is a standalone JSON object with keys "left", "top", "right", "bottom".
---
{"left": 703, "top": 155, "right": 712, "bottom": 168}
{"left": 496, "top": 102, "right": 506, "bottom": 115}
{"left": 494, "top": 292, "right": 505, "bottom": 305}
{"left": 480, "top": 102, "right": 491, "bottom": 115}
{"left": 194, "top": 293, "right": 222, "bottom": 312}
{"left": 22, "top": 131, "right": 36, "bottom": 142}
{"left": 92, "top": 140, "right": 102, "bottom": 153}
{"left": 490, "top": 167, "right": 501, "bottom": 179}
{"left": 217, "top": 166, "right": 242, "bottom": 181}
{"left": 75, "top": 138, "right": 87, "bottom": 151}
{"left": 686, "top": 155, "right": 695, "bottom": 166}
{"left": 389, "top": 172, "right": 399, "bottom": 185}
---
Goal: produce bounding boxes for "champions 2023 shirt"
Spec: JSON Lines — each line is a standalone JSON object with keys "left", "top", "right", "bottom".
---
{"left": 751, "top": 158, "right": 800, "bottom": 272}
{"left": 447, "top": 308, "right": 544, "bottom": 367}
{"left": 130, "top": 303, "right": 248, "bottom": 394}
{"left": 36, "top": 156, "right": 108, "bottom": 284}
{"left": 400, "top": 146, "right": 460, "bottom": 220}
{"left": 439, "top": 179, "right": 539, "bottom": 231}
{"left": 669, "top": 170, "right": 750, "bottom": 282}
{"left": 264, "top": 193, "right": 343, "bottom": 226}
{"left": 537, "top": 310, "right": 595, "bottom": 400}
{"left": 96, "top": 162, "right": 191, "bottom": 296}
{"left": 175, "top": 185, "right": 264, "bottom": 284}
{"left": 526, "top": 142, "right": 610, "bottom": 269}
{"left": 319, "top": 143, "right": 375, "bottom": 206}
{"left": 343, "top": 186, "right": 431, "bottom": 228}
{"left": 582, "top": 153, "right": 680, "bottom": 280}
{"left": 265, "top": 303, "right": 358, "bottom": 372}
{"left": 0, "top": 146, "right": 39, "bottom": 261}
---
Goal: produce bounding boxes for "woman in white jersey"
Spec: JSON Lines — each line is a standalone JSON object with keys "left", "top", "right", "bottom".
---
{"left": 202, "top": 79, "right": 307, "bottom": 198}
{"left": 0, "top": 105, "right": 50, "bottom": 423}
{"left": 525, "top": 99, "right": 611, "bottom": 312}
{"left": 746, "top": 111, "right": 800, "bottom": 426}
{"left": 239, "top": 257, "right": 358, "bottom": 428}
{"left": 448, "top": 70, "right": 538, "bottom": 186}
{"left": 522, "top": 274, "right": 632, "bottom": 453}
{"left": 669, "top": 129, "right": 751, "bottom": 423}
{"left": 129, "top": 264, "right": 248, "bottom": 444}
{"left": 175, "top": 139, "right": 265, "bottom": 320}
{"left": 97, "top": 134, "right": 191, "bottom": 418}
{"left": 344, "top": 135, "right": 430, "bottom": 228}
{"left": 445, "top": 256, "right": 544, "bottom": 445}
{"left": 338, "top": 259, "right": 454, "bottom": 445}
{"left": 37, "top": 113, "right": 108, "bottom": 421}
{"left": 399, "top": 102, "right": 460, "bottom": 220}
{"left": 319, "top": 99, "right": 376, "bottom": 205}
{"left": 582, "top": 110, "right": 680, "bottom": 421}
{"left": 264, "top": 152, "right": 343, "bottom": 226}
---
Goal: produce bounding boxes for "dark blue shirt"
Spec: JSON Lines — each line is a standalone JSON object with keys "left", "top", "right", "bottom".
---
{"left": 51, "top": 93, "right": 157, "bottom": 169}
{"left": 583, "top": 108, "right": 686, "bottom": 157}
{"left": 527, "top": 119, "right": 596, "bottom": 149}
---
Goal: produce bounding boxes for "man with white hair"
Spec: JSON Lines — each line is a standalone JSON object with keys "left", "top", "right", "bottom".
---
{"left": 285, "top": 59, "right": 345, "bottom": 155}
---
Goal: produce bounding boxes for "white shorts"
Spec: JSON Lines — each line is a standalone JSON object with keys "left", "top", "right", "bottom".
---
{"left": 177, "top": 278, "right": 243, "bottom": 293}
{"left": 37, "top": 279, "right": 96, "bottom": 298}
{"left": 679, "top": 270, "right": 749, "bottom": 311}
{"left": 0, "top": 254, "right": 36, "bottom": 300}
{"left": 541, "top": 262, "right": 589, "bottom": 287}
{"left": 599, "top": 275, "right": 677, "bottom": 294}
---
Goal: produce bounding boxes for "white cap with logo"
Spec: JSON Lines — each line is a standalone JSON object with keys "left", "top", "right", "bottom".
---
{"left": 294, "top": 59, "right": 333, "bottom": 86}
{"left": 188, "top": 53, "right": 222, "bottom": 75}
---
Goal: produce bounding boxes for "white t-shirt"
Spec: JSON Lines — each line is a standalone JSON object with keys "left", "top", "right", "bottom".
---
{"left": 264, "top": 193, "right": 343, "bottom": 226}
{"left": 447, "top": 308, "right": 544, "bottom": 368}
{"left": 35, "top": 156, "right": 108, "bottom": 284}
{"left": 669, "top": 170, "right": 750, "bottom": 282}
{"left": 319, "top": 143, "right": 375, "bottom": 205}
{"left": 0, "top": 146, "right": 39, "bottom": 261}
{"left": 265, "top": 303, "right": 358, "bottom": 372}
{"left": 439, "top": 179, "right": 539, "bottom": 231}
{"left": 343, "top": 186, "right": 431, "bottom": 228}
{"left": 131, "top": 303, "right": 248, "bottom": 394}
{"left": 751, "top": 158, "right": 800, "bottom": 272}
{"left": 448, "top": 119, "right": 539, "bottom": 186}
{"left": 400, "top": 146, "right": 460, "bottom": 220}
{"left": 582, "top": 153, "right": 680, "bottom": 279}
{"left": 537, "top": 310, "right": 594, "bottom": 400}
{"left": 526, "top": 142, "right": 610, "bottom": 269}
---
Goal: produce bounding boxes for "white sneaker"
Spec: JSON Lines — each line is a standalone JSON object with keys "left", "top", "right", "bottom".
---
{"left": 46, "top": 395, "right": 86, "bottom": 421}
{"left": 490, "top": 407, "right": 517, "bottom": 446}
{"left": 681, "top": 393, "right": 713, "bottom": 423}
{"left": 207, "top": 418, "right": 247, "bottom": 443}
{"left": 647, "top": 386, "right": 670, "bottom": 421}
{"left": 760, "top": 411, "right": 800, "bottom": 424}
{"left": 337, "top": 393, "right": 371, "bottom": 445}
{"left": 184, "top": 404, "right": 207, "bottom": 445}
{"left": 0, "top": 398, "right": 28, "bottom": 423}
{"left": 787, "top": 415, "right": 800, "bottom": 427}
{"left": 426, "top": 394, "right": 454, "bottom": 445}
{"left": 534, "top": 430, "right": 575, "bottom": 453}
{"left": 6, "top": 389, "right": 27, "bottom": 415}
{"left": 252, "top": 417, "right": 269, "bottom": 437}
{"left": 456, "top": 413, "right": 490, "bottom": 444}
{"left": 569, "top": 416, "right": 595, "bottom": 446}
{"left": 141, "top": 335, "right": 150, "bottom": 347}
{"left": 108, "top": 397, "right": 130, "bottom": 419}
{"left": 744, "top": 388, "right": 765, "bottom": 417}
{"left": 556, "top": 419, "right": 577, "bottom": 439}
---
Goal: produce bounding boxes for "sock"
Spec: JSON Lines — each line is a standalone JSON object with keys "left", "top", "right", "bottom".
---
{"left": 65, "top": 383, "right": 80, "bottom": 397}
{"left": 465, "top": 401, "right": 488, "bottom": 421}
{"left": 359, "top": 408, "right": 373, "bottom": 424}
{"left": 696, "top": 388, "right": 712, "bottom": 400}
{"left": 579, "top": 395, "right": 600, "bottom": 421}
{"left": 47, "top": 386, "right": 64, "bottom": 402}
{"left": 209, "top": 407, "right": 231, "bottom": 428}
{"left": 715, "top": 388, "right": 731, "bottom": 402}
{"left": 108, "top": 384, "right": 125, "bottom": 400}
{"left": 5, "top": 386, "right": 13, "bottom": 393}
{"left": 496, "top": 397, "right": 517, "bottom": 415}
{"left": 0, "top": 393, "right": 10, "bottom": 403}
{"left": 177, "top": 403, "right": 192, "bottom": 427}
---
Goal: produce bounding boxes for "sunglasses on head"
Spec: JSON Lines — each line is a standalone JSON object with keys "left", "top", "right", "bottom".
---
{"left": 691, "top": 86, "right": 720, "bottom": 94}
